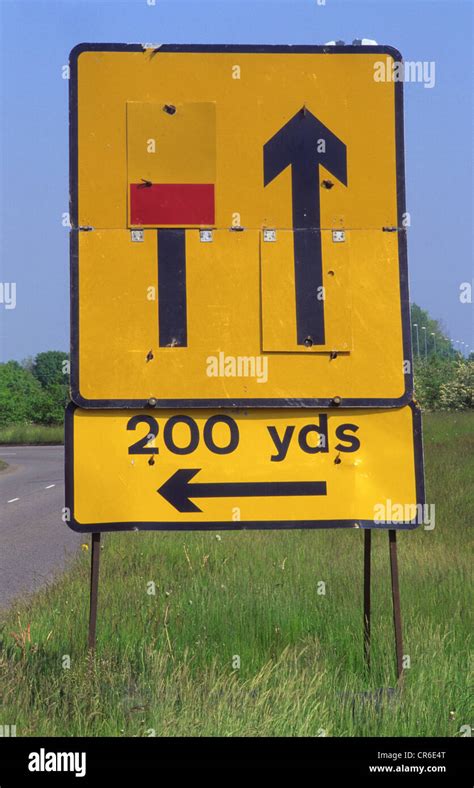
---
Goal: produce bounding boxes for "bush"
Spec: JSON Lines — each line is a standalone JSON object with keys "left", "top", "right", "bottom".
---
{"left": 31, "top": 351, "right": 69, "bottom": 423}
{"left": 413, "top": 357, "right": 457, "bottom": 410}
{"left": 439, "top": 360, "right": 474, "bottom": 410}
{"left": 0, "top": 362, "right": 48, "bottom": 426}
{"left": 0, "top": 360, "right": 68, "bottom": 427}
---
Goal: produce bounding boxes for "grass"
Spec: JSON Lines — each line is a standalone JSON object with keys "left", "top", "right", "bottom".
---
{"left": 0, "top": 424, "right": 63, "bottom": 445}
{"left": 0, "top": 412, "right": 472, "bottom": 736}
{"left": 0, "top": 459, "right": 8, "bottom": 472}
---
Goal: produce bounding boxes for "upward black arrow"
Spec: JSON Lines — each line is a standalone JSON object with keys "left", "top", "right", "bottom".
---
{"left": 264, "top": 107, "right": 347, "bottom": 346}
{"left": 158, "top": 469, "right": 327, "bottom": 513}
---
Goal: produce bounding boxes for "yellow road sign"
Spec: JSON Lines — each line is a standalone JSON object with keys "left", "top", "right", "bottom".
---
{"left": 70, "top": 44, "right": 413, "bottom": 408}
{"left": 65, "top": 403, "right": 424, "bottom": 531}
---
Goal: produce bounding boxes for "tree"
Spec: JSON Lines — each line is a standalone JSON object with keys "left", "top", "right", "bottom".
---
{"left": 32, "top": 351, "right": 69, "bottom": 388}
{"left": 0, "top": 362, "right": 49, "bottom": 426}
{"left": 21, "top": 355, "right": 35, "bottom": 373}
{"left": 0, "top": 354, "right": 70, "bottom": 426}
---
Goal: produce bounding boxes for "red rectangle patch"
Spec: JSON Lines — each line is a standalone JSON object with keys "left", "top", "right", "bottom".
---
{"left": 130, "top": 183, "right": 215, "bottom": 226}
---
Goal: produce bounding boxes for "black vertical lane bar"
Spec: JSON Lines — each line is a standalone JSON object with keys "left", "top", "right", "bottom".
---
{"left": 293, "top": 229, "right": 325, "bottom": 346}
{"left": 157, "top": 229, "right": 188, "bottom": 347}
{"left": 389, "top": 530, "right": 404, "bottom": 682}
{"left": 289, "top": 152, "right": 324, "bottom": 345}
{"left": 88, "top": 533, "right": 101, "bottom": 650}
{"left": 363, "top": 529, "right": 372, "bottom": 670}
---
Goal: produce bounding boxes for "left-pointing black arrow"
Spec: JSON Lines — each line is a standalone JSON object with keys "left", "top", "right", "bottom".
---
{"left": 157, "top": 469, "right": 327, "bottom": 513}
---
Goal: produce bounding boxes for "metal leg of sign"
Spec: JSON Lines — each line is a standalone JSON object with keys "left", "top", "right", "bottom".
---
{"left": 388, "top": 530, "right": 404, "bottom": 683}
{"left": 88, "top": 533, "right": 101, "bottom": 651}
{"left": 363, "top": 529, "right": 372, "bottom": 671}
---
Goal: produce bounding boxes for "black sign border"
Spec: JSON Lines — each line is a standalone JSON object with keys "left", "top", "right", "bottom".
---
{"left": 70, "top": 43, "right": 413, "bottom": 410}
{"left": 64, "top": 400, "right": 425, "bottom": 533}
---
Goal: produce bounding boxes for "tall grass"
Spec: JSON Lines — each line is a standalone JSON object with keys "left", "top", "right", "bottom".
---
{"left": 0, "top": 424, "right": 63, "bottom": 445}
{"left": 0, "top": 413, "right": 472, "bottom": 736}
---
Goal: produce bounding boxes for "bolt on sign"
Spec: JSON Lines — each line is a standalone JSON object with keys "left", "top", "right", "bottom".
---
{"left": 70, "top": 43, "right": 414, "bottom": 409}
{"left": 65, "top": 403, "right": 424, "bottom": 531}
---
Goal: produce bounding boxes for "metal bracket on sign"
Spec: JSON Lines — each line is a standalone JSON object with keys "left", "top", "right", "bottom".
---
{"left": 200, "top": 230, "right": 213, "bottom": 243}
{"left": 263, "top": 229, "right": 277, "bottom": 242}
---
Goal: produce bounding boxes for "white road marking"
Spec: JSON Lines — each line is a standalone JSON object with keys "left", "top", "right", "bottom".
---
{"left": 7, "top": 498, "right": 19, "bottom": 503}
{"left": 45, "top": 484, "right": 55, "bottom": 489}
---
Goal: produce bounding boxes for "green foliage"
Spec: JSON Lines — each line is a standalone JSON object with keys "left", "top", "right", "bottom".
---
{"left": 0, "top": 424, "right": 63, "bottom": 445}
{"left": 0, "top": 361, "right": 48, "bottom": 427}
{"left": 31, "top": 351, "right": 69, "bottom": 423}
{"left": 439, "top": 360, "right": 474, "bottom": 410}
{"left": 0, "top": 413, "right": 472, "bottom": 736}
{"left": 413, "top": 357, "right": 456, "bottom": 410}
{"left": 414, "top": 357, "right": 473, "bottom": 411}
{"left": 410, "top": 304, "right": 471, "bottom": 410}
{"left": 32, "top": 350, "right": 69, "bottom": 388}
{"left": 40, "top": 382, "right": 69, "bottom": 422}
{"left": 0, "top": 353, "right": 69, "bottom": 428}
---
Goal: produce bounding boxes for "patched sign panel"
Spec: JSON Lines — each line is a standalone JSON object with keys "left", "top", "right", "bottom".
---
{"left": 70, "top": 44, "right": 412, "bottom": 408}
{"left": 127, "top": 101, "right": 217, "bottom": 227}
{"left": 65, "top": 403, "right": 424, "bottom": 531}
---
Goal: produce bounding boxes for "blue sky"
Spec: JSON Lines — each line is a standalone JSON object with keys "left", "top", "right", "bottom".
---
{"left": 0, "top": 0, "right": 472, "bottom": 361}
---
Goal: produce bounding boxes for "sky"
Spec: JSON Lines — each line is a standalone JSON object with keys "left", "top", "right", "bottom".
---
{"left": 0, "top": 0, "right": 472, "bottom": 361}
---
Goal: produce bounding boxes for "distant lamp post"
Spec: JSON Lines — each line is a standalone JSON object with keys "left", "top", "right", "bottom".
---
{"left": 413, "top": 323, "right": 420, "bottom": 358}
{"left": 421, "top": 326, "right": 427, "bottom": 359}
{"left": 431, "top": 332, "right": 437, "bottom": 355}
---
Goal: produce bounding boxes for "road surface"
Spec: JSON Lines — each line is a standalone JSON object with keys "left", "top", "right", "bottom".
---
{"left": 0, "top": 446, "right": 82, "bottom": 610}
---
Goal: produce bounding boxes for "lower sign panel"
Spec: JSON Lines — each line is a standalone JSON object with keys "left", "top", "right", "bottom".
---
{"left": 65, "top": 404, "right": 424, "bottom": 532}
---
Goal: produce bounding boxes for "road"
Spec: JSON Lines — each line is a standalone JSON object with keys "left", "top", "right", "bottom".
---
{"left": 0, "top": 446, "right": 82, "bottom": 610}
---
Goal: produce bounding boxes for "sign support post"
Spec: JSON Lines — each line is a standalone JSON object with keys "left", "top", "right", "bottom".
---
{"left": 363, "top": 530, "right": 371, "bottom": 671}
{"left": 84, "top": 527, "right": 405, "bottom": 681}
{"left": 88, "top": 532, "right": 101, "bottom": 650}
{"left": 363, "top": 529, "right": 404, "bottom": 683}
{"left": 389, "top": 530, "right": 404, "bottom": 682}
